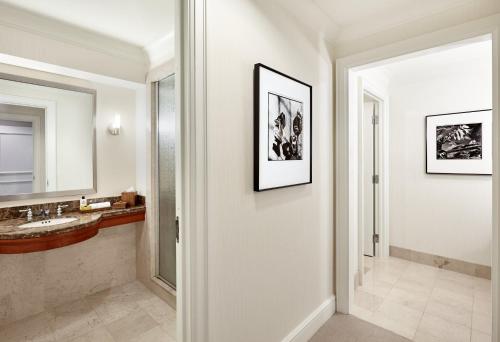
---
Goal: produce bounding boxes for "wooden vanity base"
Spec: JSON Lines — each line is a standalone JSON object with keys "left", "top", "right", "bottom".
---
{"left": 0, "top": 211, "right": 145, "bottom": 254}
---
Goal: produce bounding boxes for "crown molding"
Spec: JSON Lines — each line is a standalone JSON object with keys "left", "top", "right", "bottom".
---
{"left": 0, "top": 3, "right": 148, "bottom": 66}
{"left": 334, "top": 0, "right": 500, "bottom": 44}
{"left": 144, "top": 32, "right": 175, "bottom": 69}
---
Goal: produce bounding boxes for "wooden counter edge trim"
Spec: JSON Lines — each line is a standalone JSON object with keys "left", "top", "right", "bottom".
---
{"left": 99, "top": 211, "right": 146, "bottom": 229}
{"left": 0, "top": 210, "right": 146, "bottom": 254}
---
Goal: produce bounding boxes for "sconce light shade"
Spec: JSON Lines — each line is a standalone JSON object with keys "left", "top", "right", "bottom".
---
{"left": 109, "top": 114, "right": 121, "bottom": 135}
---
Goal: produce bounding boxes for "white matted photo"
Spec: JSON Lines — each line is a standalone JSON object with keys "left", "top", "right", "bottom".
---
{"left": 426, "top": 109, "right": 492, "bottom": 175}
{"left": 254, "top": 64, "right": 312, "bottom": 191}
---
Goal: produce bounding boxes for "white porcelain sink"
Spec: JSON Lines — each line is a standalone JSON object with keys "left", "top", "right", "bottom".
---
{"left": 19, "top": 217, "right": 78, "bottom": 229}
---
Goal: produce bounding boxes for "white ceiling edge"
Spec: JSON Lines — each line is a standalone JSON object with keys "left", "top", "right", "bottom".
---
{"left": 0, "top": 52, "right": 146, "bottom": 90}
{"left": 330, "top": 1, "right": 500, "bottom": 58}
{"left": 333, "top": 0, "right": 476, "bottom": 44}
{"left": 0, "top": 2, "right": 148, "bottom": 66}
{"left": 144, "top": 32, "right": 175, "bottom": 70}
{"left": 271, "top": 0, "right": 340, "bottom": 46}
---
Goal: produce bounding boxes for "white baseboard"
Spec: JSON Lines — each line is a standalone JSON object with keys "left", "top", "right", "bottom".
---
{"left": 281, "top": 296, "right": 336, "bottom": 342}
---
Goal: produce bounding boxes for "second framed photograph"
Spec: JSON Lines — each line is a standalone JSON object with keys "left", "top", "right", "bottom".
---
{"left": 254, "top": 64, "right": 312, "bottom": 191}
{"left": 426, "top": 109, "right": 492, "bottom": 175}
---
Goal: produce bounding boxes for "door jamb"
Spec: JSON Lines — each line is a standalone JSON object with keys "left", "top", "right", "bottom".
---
{"left": 335, "top": 16, "right": 499, "bottom": 341}
{"left": 178, "top": 0, "right": 209, "bottom": 341}
{"left": 356, "top": 81, "right": 389, "bottom": 286}
{"left": 359, "top": 79, "right": 390, "bottom": 259}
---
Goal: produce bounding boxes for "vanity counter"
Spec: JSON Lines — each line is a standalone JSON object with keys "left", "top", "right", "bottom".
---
{"left": 0, "top": 205, "right": 145, "bottom": 253}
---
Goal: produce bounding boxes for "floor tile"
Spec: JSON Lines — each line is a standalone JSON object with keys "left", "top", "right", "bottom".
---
{"left": 351, "top": 304, "right": 375, "bottom": 322}
{"left": 138, "top": 295, "right": 176, "bottom": 324}
{"left": 352, "top": 256, "right": 491, "bottom": 341}
{"left": 86, "top": 287, "right": 140, "bottom": 325}
{"left": 0, "top": 280, "right": 176, "bottom": 342}
{"left": 472, "top": 312, "right": 492, "bottom": 335}
{"left": 64, "top": 326, "right": 115, "bottom": 342}
{"left": 413, "top": 330, "right": 445, "bottom": 342}
{"left": 371, "top": 300, "right": 422, "bottom": 339}
{"left": 49, "top": 299, "right": 102, "bottom": 341}
{"left": 471, "top": 329, "right": 491, "bottom": 342}
{"left": 105, "top": 308, "right": 159, "bottom": 342}
{"left": 474, "top": 296, "right": 492, "bottom": 317}
{"left": 354, "top": 289, "right": 384, "bottom": 312}
{"left": 431, "top": 286, "right": 473, "bottom": 309}
{"left": 359, "top": 278, "right": 394, "bottom": 297}
{"left": 131, "top": 326, "right": 176, "bottom": 342}
{"left": 0, "top": 311, "right": 55, "bottom": 342}
{"left": 385, "top": 287, "right": 428, "bottom": 312}
{"left": 424, "top": 299, "right": 472, "bottom": 327}
{"left": 434, "top": 278, "right": 474, "bottom": 297}
{"left": 417, "top": 312, "right": 471, "bottom": 342}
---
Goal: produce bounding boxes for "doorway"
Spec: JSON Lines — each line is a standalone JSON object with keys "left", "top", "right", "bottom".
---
{"left": 362, "top": 93, "right": 380, "bottom": 258}
{"left": 336, "top": 31, "right": 497, "bottom": 341}
{"left": 0, "top": 104, "right": 45, "bottom": 195}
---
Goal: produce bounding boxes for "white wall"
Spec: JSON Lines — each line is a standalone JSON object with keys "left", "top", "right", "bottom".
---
{"left": 386, "top": 47, "right": 492, "bottom": 266}
{"left": 206, "top": 1, "right": 334, "bottom": 341}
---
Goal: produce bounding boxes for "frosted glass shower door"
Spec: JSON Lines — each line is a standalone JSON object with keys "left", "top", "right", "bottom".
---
{"left": 157, "top": 74, "right": 176, "bottom": 287}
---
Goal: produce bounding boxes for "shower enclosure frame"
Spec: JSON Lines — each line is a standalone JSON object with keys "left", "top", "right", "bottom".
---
{"left": 151, "top": 71, "right": 179, "bottom": 295}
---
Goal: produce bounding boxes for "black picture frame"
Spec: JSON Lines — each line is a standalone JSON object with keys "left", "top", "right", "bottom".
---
{"left": 254, "top": 63, "right": 313, "bottom": 191}
{"left": 425, "top": 109, "right": 492, "bottom": 175}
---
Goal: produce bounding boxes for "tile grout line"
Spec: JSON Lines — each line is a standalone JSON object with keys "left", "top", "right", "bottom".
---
{"left": 412, "top": 268, "right": 439, "bottom": 341}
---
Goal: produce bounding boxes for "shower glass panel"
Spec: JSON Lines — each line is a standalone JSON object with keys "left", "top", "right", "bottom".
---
{"left": 157, "top": 74, "right": 176, "bottom": 288}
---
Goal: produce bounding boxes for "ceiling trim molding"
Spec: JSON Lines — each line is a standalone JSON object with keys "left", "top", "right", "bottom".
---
{"left": 334, "top": 0, "right": 500, "bottom": 44}
{"left": 0, "top": 52, "right": 146, "bottom": 90}
{"left": 0, "top": 3, "right": 148, "bottom": 66}
{"left": 144, "top": 32, "right": 175, "bottom": 69}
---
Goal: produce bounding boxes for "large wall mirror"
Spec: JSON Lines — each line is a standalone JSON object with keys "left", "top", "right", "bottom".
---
{"left": 0, "top": 73, "right": 96, "bottom": 201}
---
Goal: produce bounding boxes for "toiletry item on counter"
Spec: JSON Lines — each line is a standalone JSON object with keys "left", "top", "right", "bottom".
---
{"left": 112, "top": 201, "right": 127, "bottom": 209}
{"left": 121, "top": 187, "right": 137, "bottom": 207}
{"left": 80, "top": 196, "right": 87, "bottom": 210}
{"left": 80, "top": 201, "right": 111, "bottom": 212}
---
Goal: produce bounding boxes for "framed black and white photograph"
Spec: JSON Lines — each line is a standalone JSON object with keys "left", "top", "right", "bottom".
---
{"left": 254, "top": 64, "right": 312, "bottom": 191}
{"left": 426, "top": 109, "right": 492, "bottom": 175}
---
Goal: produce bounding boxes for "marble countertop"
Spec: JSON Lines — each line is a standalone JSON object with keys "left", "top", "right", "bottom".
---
{"left": 0, "top": 206, "right": 145, "bottom": 240}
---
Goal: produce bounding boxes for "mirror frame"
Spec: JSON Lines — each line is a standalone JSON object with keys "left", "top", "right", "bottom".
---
{"left": 0, "top": 72, "right": 97, "bottom": 202}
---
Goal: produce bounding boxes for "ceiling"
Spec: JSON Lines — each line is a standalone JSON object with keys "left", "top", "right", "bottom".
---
{"left": 0, "top": 0, "right": 497, "bottom": 60}
{"left": 273, "top": 0, "right": 500, "bottom": 44}
{"left": 313, "top": 0, "right": 470, "bottom": 28}
{"left": 0, "top": 0, "right": 174, "bottom": 48}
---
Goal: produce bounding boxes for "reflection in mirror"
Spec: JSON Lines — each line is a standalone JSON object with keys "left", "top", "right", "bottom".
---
{"left": 0, "top": 74, "right": 96, "bottom": 201}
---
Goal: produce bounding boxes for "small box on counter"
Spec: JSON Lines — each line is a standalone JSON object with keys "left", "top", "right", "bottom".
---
{"left": 112, "top": 201, "right": 128, "bottom": 209}
{"left": 121, "top": 191, "right": 137, "bottom": 207}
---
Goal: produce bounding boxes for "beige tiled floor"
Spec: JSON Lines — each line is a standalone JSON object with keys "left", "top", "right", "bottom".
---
{"left": 352, "top": 256, "right": 492, "bottom": 342}
{"left": 0, "top": 281, "right": 176, "bottom": 342}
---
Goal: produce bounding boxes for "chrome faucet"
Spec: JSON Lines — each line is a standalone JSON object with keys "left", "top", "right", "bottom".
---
{"left": 37, "top": 209, "right": 50, "bottom": 219}
{"left": 57, "top": 204, "right": 69, "bottom": 217}
{"left": 19, "top": 208, "right": 33, "bottom": 222}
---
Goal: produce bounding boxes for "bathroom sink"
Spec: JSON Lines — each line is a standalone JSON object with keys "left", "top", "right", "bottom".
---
{"left": 19, "top": 217, "right": 78, "bottom": 229}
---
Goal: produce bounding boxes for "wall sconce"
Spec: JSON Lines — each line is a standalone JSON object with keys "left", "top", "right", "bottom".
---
{"left": 108, "top": 114, "right": 121, "bottom": 135}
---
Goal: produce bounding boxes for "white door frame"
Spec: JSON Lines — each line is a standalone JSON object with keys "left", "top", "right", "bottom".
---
{"left": 356, "top": 79, "right": 389, "bottom": 286}
{"left": 335, "top": 14, "right": 500, "bottom": 340}
{"left": 178, "top": 0, "right": 209, "bottom": 341}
